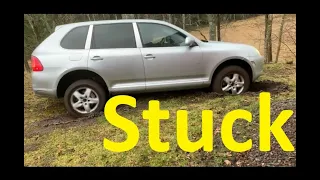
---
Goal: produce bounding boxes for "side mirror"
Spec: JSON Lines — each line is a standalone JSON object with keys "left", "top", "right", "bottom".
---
{"left": 185, "top": 37, "right": 196, "bottom": 47}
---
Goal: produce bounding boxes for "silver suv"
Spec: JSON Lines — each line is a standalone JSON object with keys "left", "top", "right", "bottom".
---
{"left": 31, "top": 19, "right": 264, "bottom": 117}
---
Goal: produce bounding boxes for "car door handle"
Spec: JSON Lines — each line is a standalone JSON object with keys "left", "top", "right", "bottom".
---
{"left": 144, "top": 54, "right": 156, "bottom": 60}
{"left": 91, "top": 56, "right": 103, "bottom": 61}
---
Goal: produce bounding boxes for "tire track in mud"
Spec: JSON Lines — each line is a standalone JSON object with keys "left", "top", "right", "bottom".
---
{"left": 24, "top": 112, "right": 104, "bottom": 139}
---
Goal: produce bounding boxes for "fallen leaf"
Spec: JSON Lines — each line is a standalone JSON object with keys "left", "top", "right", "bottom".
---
{"left": 226, "top": 152, "right": 232, "bottom": 157}
{"left": 236, "top": 161, "right": 242, "bottom": 167}
{"left": 214, "top": 127, "right": 220, "bottom": 135}
{"left": 224, "top": 160, "right": 231, "bottom": 166}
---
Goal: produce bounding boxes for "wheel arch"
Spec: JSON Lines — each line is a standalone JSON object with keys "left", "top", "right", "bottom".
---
{"left": 56, "top": 68, "right": 109, "bottom": 98}
{"left": 209, "top": 56, "right": 254, "bottom": 84}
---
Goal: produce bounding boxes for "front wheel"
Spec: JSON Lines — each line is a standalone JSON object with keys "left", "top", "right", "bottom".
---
{"left": 64, "top": 79, "right": 107, "bottom": 118}
{"left": 212, "top": 66, "right": 250, "bottom": 95}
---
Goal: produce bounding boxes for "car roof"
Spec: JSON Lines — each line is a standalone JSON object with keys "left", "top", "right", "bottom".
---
{"left": 55, "top": 19, "right": 168, "bottom": 31}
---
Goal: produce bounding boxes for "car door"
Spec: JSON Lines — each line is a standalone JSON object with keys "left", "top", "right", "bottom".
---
{"left": 88, "top": 23, "right": 146, "bottom": 93}
{"left": 136, "top": 22, "right": 204, "bottom": 91}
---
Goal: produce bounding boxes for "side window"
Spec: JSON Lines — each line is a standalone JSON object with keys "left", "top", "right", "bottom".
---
{"left": 91, "top": 23, "right": 136, "bottom": 49}
{"left": 61, "top": 26, "right": 89, "bottom": 49}
{"left": 137, "top": 23, "right": 187, "bottom": 48}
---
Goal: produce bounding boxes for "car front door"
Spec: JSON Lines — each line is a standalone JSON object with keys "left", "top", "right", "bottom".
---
{"left": 135, "top": 22, "right": 204, "bottom": 91}
{"left": 88, "top": 23, "right": 146, "bottom": 93}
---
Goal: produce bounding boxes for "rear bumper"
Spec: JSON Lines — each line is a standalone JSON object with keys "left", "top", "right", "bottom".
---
{"left": 32, "top": 71, "right": 58, "bottom": 98}
{"left": 249, "top": 56, "right": 264, "bottom": 82}
{"left": 33, "top": 88, "right": 57, "bottom": 98}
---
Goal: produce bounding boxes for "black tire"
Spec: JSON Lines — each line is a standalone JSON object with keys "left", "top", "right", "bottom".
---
{"left": 212, "top": 65, "right": 250, "bottom": 95}
{"left": 64, "top": 79, "right": 107, "bottom": 118}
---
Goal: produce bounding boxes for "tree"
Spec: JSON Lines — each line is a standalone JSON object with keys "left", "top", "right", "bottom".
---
{"left": 275, "top": 14, "right": 286, "bottom": 63}
{"left": 121, "top": 14, "right": 135, "bottom": 19}
{"left": 264, "top": 14, "right": 273, "bottom": 63}
{"left": 25, "top": 14, "right": 39, "bottom": 44}
{"left": 182, "top": 14, "right": 186, "bottom": 29}
{"left": 216, "top": 14, "right": 221, "bottom": 41}
{"left": 162, "top": 14, "right": 166, "bottom": 21}
{"left": 167, "top": 14, "right": 173, "bottom": 24}
{"left": 197, "top": 14, "right": 201, "bottom": 25}
{"left": 207, "top": 14, "right": 216, "bottom": 40}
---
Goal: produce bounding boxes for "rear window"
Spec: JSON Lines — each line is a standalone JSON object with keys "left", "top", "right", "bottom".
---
{"left": 91, "top": 23, "right": 136, "bottom": 49}
{"left": 60, "top": 25, "right": 89, "bottom": 49}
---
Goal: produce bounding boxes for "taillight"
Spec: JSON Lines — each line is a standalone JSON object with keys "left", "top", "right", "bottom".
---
{"left": 31, "top": 56, "right": 43, "bottom": 71}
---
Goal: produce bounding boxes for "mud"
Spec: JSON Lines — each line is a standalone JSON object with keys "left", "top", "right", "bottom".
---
{"left": 247, "top": 80, "right": 291, "bottom": 94}
{"left": 24, "top": 143, "right": 40, "bottom": 153}
{"left": 24, "top": 112, "right": 103, "bottom": 139}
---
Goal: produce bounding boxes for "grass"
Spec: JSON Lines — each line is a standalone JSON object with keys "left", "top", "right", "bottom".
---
{"left": 24, "top": 62, "right": 296, "bottom": 167}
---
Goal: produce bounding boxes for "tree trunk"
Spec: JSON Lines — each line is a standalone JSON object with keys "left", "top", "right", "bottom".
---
{"left": 168, "top": 14, "right": 172, "bottom": 23}
{"left": 267, "top": 15, "right": 273, "bottom": 63}
{"left": 188, "top": 14, "right": 192, "bottom": 25}
{"left": 197, "top": 14, "right": 201, "bottom": 25}
{"left": 264, "top": 14, "right": 273, "bottom": 63}
{"left": 24, "top": 37, "right": 31, "bottom": 72}
{"left": 264, "top": 15, "right": 268, "bottom": 63}
{"left": 145, "top": 14, "right": 149, "bottom": 19}
{"left": 216, "top": 14, "right": 221, "bottom": 41}
{"left": 122, "top": 14, "right": 135, "bottom": 19}
{"left": 275, "top": 14, "right": 286, "bottom": 63}
{"left": 182, "top": 14, "right": 186, "bottom": 29}
{"left": 86, "top": 14, "right": 91, "bottom": 21}
{"left": 42, "top": 14, "right": 53, "bottom": 34}
{"left": 162, "top": 14, "right": 166, "bottom": 21}
{"left": 207, "top": 14, "right": 216, "bottom": 40}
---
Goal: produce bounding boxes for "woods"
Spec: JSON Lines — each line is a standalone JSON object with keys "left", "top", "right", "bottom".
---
{"left": 24, "top": 14, "right": 295, "bottom": 72}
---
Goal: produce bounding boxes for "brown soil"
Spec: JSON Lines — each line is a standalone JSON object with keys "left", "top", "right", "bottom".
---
{"left": 24, "top": 112, "right": 103, "bottom": 139}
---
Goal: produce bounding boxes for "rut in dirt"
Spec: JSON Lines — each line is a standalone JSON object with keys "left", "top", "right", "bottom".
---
{"left": 24, "top": 112, "right": 104, "bottom": 139}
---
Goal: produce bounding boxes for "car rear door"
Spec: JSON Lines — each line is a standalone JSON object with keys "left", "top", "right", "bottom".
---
{"left": 88, "top": 23, "right": 146, "bottom": 93}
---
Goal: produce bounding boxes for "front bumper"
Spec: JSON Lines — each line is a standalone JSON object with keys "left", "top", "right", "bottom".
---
{"left": 248, "top": 56, "right": 264, "bottom": 82}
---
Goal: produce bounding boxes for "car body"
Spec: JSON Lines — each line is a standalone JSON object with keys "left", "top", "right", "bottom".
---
{"left": 31, "top": 19, "right": 264, "bottom": 117}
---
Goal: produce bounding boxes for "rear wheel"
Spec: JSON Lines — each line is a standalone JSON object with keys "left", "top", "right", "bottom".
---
{"left": 212, "top": 65, "right": 250, "bottom": 95}
{"left": 64, "top": 79, "right": 107, "bottom": 118}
